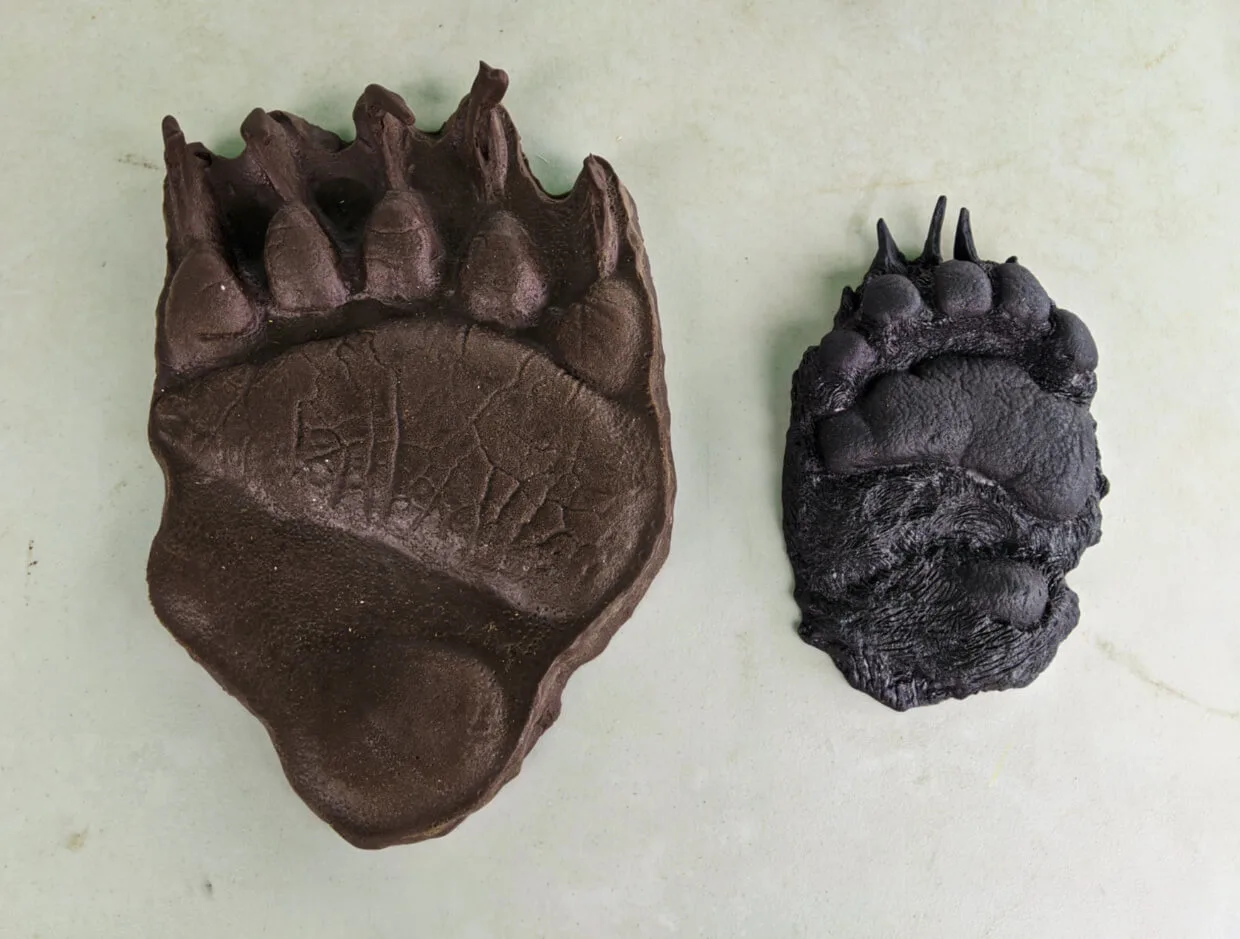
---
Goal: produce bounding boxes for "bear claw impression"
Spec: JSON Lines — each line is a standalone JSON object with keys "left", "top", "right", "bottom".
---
{"left": 147, "top": 64, "right": 675, "bottom": 846}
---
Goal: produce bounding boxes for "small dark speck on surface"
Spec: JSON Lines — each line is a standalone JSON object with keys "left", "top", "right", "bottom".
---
{"left": 26, "top": 540, "right": 36, "bottom": 573}
{"left": 203, "top": 878, "right": 214, "bottom": 897}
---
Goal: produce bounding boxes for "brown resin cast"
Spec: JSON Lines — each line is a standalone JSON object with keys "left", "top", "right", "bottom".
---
{"left": 146, "top": 63, "right": 675, "bottom": 847}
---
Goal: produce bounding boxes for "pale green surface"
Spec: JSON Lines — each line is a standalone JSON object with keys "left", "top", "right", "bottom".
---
{"left": 1, "top": 1, "right": 1238, "bottom": 936}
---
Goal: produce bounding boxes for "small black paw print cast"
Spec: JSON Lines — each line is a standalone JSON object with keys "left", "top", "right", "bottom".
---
{"left": 783, "top": 198, "right": 1107, "bottom": 710}
{"left": 146, "top": 64, "right": 675, "bottom": 846}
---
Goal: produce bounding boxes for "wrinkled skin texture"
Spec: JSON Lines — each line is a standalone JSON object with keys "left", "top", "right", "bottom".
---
{"left": 147, "top": 65, "right": 674, "bottom": 846}
{"left": 783, "top": 199, "right": 1106, "bottom": 710}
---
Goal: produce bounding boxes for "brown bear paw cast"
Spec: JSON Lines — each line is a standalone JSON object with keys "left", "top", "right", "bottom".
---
{"left": 147, "top": 64, "right": 675, "bottom": 847}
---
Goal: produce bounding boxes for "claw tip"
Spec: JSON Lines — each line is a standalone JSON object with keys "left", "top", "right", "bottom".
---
{"left": 359, "top": 84, "right": 415, "bottom": 124}
{"left": 922, "top": 195, "right": 948, "bottom": 263}
{"left": 239, "top": 108, "right": 274, "bottom": 143}
{"left": 582, "top": 154, "right": 615, "bottom": 182}
{"left": 471, "top": 62, "right": 510, "bottom": 107}
{"left": 870, "top": 218, "right": 905, "bottom": 275}
{"left": 953, "top": 206, "right": 979, "bottom": 262}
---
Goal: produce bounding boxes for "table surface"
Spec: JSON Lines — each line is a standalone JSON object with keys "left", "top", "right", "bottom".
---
{"left": 2, "top": 1, "right": 1238, "bottom": 935}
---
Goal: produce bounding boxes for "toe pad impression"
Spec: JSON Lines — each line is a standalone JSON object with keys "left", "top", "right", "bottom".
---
{"left": 817, "top": 356, "right": 1096, "bottom": 521}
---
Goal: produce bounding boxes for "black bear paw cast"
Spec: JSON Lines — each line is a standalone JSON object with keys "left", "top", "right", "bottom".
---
{"left": 783, "top": 197, "right": 1106, "bottom": 711}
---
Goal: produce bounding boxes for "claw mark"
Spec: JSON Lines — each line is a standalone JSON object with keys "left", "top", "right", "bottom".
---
{"left": 478, "top": 458, "right": 523, "bottom": 528}
{"left": 331, "top": 336, "right": 358, "bottom": 390}
{"left": 470, "top": 350, "right": 538, "bottom": 430}
{"left": 384, "top": 377, "right": 402, "bottom": 519}
{"left": 1095, "top": 638, "right": 1240, "bottom": 722}
{"left": 988, "top": 742, "right": 1013, "bottom": 785}
{"left": 357, "top": 332, "right": 391, "bottom": 519}
{"left": 329, "top": 447, "right": 352, "bottom": 508}
{"left": 475, "top": 462, "right": 495, "bottom": 529}
{"left": 815, "top": 156, "right": 1019, "bottom": 197}
{"left": 363, "top": 386, "right": 377, "bottom": 516}
{"left": 404, "top": 442, "right": 476, "bottom": 533}
{"left": 1143, "top": 33, "right": 1185, "bottom": 70}
{"left": 529, "top": 501, "right": 570, "bottom": 548}
{"left": 24, "top": 538, "right": 36, "bottom": 606}
{"left": 214, "top": 369, "right": 255, "bottom": 434}
{"left": 292, "top": 397, "right": 304, "bottom": 450}
{"left": 117, "top": 153, "right": 160, "bottom": 171}
{"left": 511, "top": 479, "right": 553, "bottom": 534}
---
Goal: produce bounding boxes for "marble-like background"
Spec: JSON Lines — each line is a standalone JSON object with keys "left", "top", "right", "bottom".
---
{"left": 1, "top": 1, "right": 1236, "bottom": 935}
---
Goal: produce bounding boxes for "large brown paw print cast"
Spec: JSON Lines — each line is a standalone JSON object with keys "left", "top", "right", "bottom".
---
{"left": 783, "top": 198, "right": 1106, "bottom": 711}
{"left": 146, "top": 64, "right": 675, "bottom": 847}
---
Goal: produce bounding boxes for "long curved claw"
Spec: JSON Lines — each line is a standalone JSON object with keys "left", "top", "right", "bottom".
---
{"left": 922, "top": 195, "right": 948, "bottom": 263}
{"left": 869, "top": 218, "right": 907, "bottom": 276}
{"left": 953, "top": 206, "right": 980, "bottom": 262}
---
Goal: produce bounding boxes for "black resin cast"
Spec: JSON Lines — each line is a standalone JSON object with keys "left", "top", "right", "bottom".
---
{"left": 783, "top": 198, "right": 1107, "bottom": 710}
